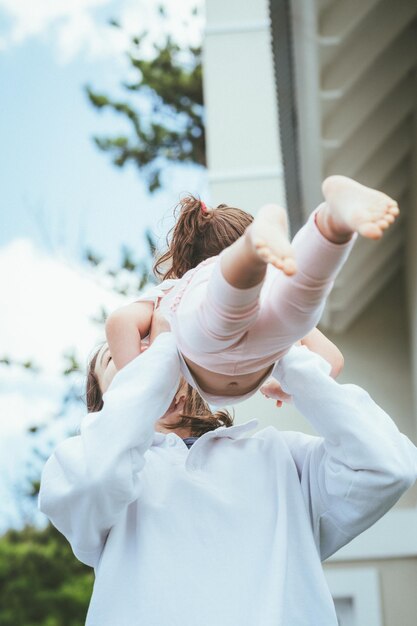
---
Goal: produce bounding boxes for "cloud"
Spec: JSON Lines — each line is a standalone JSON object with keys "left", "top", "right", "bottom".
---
{"left": 0, "top": 238, "right": 126, "bottom": 371}
{"left": 0, "top": 237, "right": 129, "bottom": 440}
{"left": 0, "top": 0, "right": 124, "bottom": 63}
{"left": 0, "top": 0, "right": 204, "bottom": 64}
{"left": 0, "top": 238, "right": 129, "bottom": 529}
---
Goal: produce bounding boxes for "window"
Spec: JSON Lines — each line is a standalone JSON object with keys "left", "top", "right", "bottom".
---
{"left": 324, "top": 567, "right": 382, "bottom": 626}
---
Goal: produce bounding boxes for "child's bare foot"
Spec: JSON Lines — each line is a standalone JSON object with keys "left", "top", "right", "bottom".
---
{"left": 319, "top": 175, "right": 399, "bottom": 242}
{"left": 247, "top": 204, "right": 297, "bottom": 275}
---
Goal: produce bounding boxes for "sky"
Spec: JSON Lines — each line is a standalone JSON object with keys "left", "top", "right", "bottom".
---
{"left": 0, "top": 0, "right": 205, "bottom": 531}
{"left": 0, "top": 0, "right": 206, "bottom": 262}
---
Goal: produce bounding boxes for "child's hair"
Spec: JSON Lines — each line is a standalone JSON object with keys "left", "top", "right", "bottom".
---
{"left": 86, "top": 347, "right": 234, "bottom": 437}
{"left": 154, "top": 195, "right": 254, "bottom": 280}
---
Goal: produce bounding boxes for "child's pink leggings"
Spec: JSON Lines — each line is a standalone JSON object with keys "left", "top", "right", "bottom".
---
{"left": 170, "top": 208, "right": 355, "bottom": 376}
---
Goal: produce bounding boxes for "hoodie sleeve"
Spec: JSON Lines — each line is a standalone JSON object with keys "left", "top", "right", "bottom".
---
{"left": 274, "top": 345, "right": 417, "bottom": 560}
{"left": 39, "top": 332, "right": 181, "bottom": 567}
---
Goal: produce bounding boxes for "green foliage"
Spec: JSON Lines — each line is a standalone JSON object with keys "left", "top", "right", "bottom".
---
{"left": 84, "top": 229, "right": 156, "bottom": 297}
{"left": 0, "top": 356, "right": 40, "bottom": 372}
{"left": 62, "top": 351, "right": 82, "bottom": 376}
{"left": 86, "top": 21, "right": 204, "bottom": 192}
{"left": 0, "top": 524, "right": 93, "bottom": 626}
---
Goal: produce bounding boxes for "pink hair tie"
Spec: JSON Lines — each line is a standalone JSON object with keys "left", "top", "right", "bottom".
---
{"left": 200, "top": 201, "right": 208, "bottom": 214}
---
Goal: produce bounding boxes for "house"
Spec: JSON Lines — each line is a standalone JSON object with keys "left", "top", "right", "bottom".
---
{"left": 203, "top": 0, "right": 417, "bottom": 623}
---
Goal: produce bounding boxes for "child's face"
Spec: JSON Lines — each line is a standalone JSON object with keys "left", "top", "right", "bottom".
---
{"left": 95, "top": 344, "right": 117, "bottom": 393}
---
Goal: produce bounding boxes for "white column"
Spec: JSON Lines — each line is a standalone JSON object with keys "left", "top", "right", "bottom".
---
{"left": 203, "top": 0, "right": 285, "bottom": 212}
{"left": 405, "top": 75, "right": 417, "bottom": 428}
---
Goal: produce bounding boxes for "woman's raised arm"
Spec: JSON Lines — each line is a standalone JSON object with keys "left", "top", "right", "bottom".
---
{"left": 39, "top": 332, "right": 180, "bottom": 568}
{"left": 274, "top": 345, "right": 417, "bottom": 560}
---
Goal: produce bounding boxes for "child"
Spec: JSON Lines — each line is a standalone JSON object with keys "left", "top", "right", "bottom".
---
{"left": 106, "top": 175, "right": 399, "bottom": 405}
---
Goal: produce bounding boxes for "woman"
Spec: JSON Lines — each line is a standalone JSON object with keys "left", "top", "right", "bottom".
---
{"left": 39, "top": 322, "right": 417, "bottom": 626}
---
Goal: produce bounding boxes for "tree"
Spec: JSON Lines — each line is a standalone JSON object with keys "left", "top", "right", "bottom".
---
{"left": 86, "top": 20, "right": 205, "bottom": 193}
{"left": 0, "top": 525, "right": 93, "bottom": 626}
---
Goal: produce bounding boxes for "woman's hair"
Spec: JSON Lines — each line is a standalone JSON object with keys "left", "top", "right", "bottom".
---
{"left": 164, "top": 384, "right": 234, "bottom": 437}
{"left": 86, "top": 347, "right": 105, "bottom": 413}
{"left": 85, "top": 347, "right": 234, "bottom": 437}
{"left": 154, "top": 195, "right": 253, "bottom": 280}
